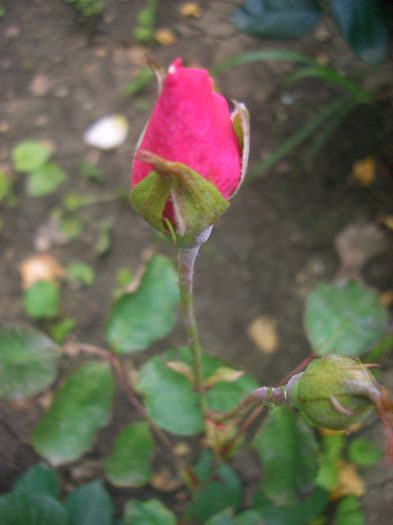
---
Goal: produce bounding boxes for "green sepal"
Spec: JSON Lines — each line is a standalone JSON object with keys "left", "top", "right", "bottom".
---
{"left": 130, "top": 171, "right": 171, "bottom": 235}
{"left": 230, "top": 101, "right": 250, "bottom": 197}
{"left": 131, "top": 152, "right": 229, "bottom": 247}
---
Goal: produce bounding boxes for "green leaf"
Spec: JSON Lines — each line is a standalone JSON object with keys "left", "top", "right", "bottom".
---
{"left": 286, "top": 65, "right": 372, "bottom": 102}
{"left": 13, "top": 463, "right": 60, "bottom": 499}
{"left": 0, "top": 169, "right": 12, "bottom": 202}
{"left": 26, "top": 163, "right": 66, "bottom": 197}
{"left": 66, "top": 261, "right": 96, "bottom": 286}
{"left": 63, "top": 193, "right": 84, "bottom": 211}
{"left": 106, "top": 255, "right": 179, "bottom": 353}
{"left": 104, "top": 422, "right": 154, "bottom": 487}
{"left": 138, "top": 347, "right": 258, "bottom": 435}
{"left": 253, "top": 407, "right": 319, "bottom": 506}
{"left": 365, "top": 333, "right": 393, "bottom": 363}
{"left": 316, "top": 434, "right": 344, "bottom": 490}
{"left": 0, "top": 493, "right": 68, "bottom": 525}
{"left": 206, "top": 509, "right": 238, "bottom": 525}
{"left": 23, "top": 280, "right": 60, "bottom": 320}
{"left": 212, "top": 49, "right": 315, "bottom": 75}
{"left": 65, "top": 480, "right": 113, "bottom": 525}
{"left": 123, "top": 68, "right": 154, "bottom": 97}
{"left": 49, "top": 317, "right": 76, "bottom": 343}
{"left": 304, "top": 281, "right": 389, "bottom": 357}
{"left": 334, "top": 496, "right": 364, "bottom": 525}
{"left": 80, "top": 159, "right": 104, "bottom": 181}
{"left": 348, "top": 437, "right": 381, "bottom": 467}
{"left": 236, "top": 510, "right": 265, "bottom": 525}
{"left": 95, "top": 217, "right": 113, "bottom": 256}
{"left": 11, "top": 141, "right": 51, "bottom": 172}
{"left": 32, "top": 362, "right": 115, "bottom": 465}
{"left": 124, "top": 499, "right": 176, "bottom": 525}
{"left": 187, "top": 464, "right": 243, "bottom": 523}
{"left": 0, "top": 325, "right": 60, "bottom": 401}
{"left": 331, "top": 0, "right": 390, "bottom": 66}
{"left": 252, "top": 487, "right": 328, "bottom": 525}
{"left": 60, "top": 217, "right": 83, "bottom": 240}
{"left": 232, "top": 0, "right": 322, "bottom": 40}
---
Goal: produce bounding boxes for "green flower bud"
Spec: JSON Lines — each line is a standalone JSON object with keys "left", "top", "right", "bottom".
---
{"left": 287, "top": 355, "right": 379, "bottom": 430}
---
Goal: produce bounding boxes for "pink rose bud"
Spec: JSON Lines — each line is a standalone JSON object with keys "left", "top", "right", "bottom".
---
{"left": 130, "top": 58, "right": 249, "bottom": 246}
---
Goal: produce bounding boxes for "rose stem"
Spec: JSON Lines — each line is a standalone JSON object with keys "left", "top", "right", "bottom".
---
{"left": 177, "top": 227, "right": 212, "bottom": 409}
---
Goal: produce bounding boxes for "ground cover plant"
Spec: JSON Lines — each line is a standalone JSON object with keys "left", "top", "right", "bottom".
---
{"left": 1, "top": 2, "right": 393, "bottom": 524}
{"left": 1, "top": 53, "right": 393, "bottom": 524}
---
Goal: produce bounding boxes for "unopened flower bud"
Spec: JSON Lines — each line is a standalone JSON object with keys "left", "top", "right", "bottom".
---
{"left": 287, "top": 355, "right": 379, "bottom": 430}
{"left": 130, "top": 58, "right": 249, "bottom": 247}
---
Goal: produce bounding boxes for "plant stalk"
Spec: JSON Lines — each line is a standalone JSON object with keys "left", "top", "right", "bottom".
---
{"left": 216, "top": 385, "right": 288, "bottom": 423}
{"left": 177, "top": 227, "right": 212, "bottom": 404}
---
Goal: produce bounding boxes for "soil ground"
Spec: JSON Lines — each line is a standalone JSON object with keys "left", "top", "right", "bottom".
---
{"left": 1, "top": 0, "right": 393, "bottom": 522}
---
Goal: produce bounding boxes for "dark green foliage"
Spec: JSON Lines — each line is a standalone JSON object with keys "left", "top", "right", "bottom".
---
{"left": 64, "top": 0, "right": 104, "bottom": 19}
{"left": 233, "top": 0, "right": 322, "bottom": 39}
{"left": 233, "top": 0, "right": 391, "bottom": 64}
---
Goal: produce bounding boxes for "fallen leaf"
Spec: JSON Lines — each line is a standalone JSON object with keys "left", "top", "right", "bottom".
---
{"left": 247, "top": 315, "right": 279, "bottom": 354}
{"left": 29, "top": 74, "right": 51, "bottom": 97}
{"left": 154, "top": 28, "right": 177, "bottom": 46}
{"left": 19, "top": 254, "right": 64, "bottom": 289}
{"left": 179, "top": 2, "right": 202, "bottom": 17}
{"left": 84, "top": 115, "right": 129, "bottom": 150}
{"left": 382, "top": 215, "right": 393, "bottom": 231}
{"left": 151, "top": 468, "right": 182, "bottom": 492}
{"left": 316, "top": 52, "right": 329, "bottom": 65}
{"left": 352, "top": 157, "right": 376, "bottom": 187}
{"left": 330, "top": 461, "right": 365, "bottom": 500}
{"left": 335, "top": 222, "right": 385, "bottom": 277}
{"left": 204, "top": 367, "right": 244, "bottom": 388}
{"left": 380, "top": 290, "right": 393, "bottom": 307}
{"left": 36, "top": 390, "right": 53, "bottom": 410}
{"left": 174, "top": 442, "right": 191, "bottom": 457}
{"left": 70, "top": 460, "right": 101, "bottom": 481}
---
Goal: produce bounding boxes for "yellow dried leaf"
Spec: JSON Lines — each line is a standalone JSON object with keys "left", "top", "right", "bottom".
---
{"left": 151, "top": 468, "right": 182, "bottom": 492}
{"left": 19, "top": 254, "right": 64, "bottom": 289}
{"left": 37, "top": 390, "right": 53, "bottom": 410}
{"left": 174, "top": 442, "right": 191, "bottom": 457}
{"left": 352, "top": 157, "right": 376, "bottom": 187}
{"left": 316, "top": 52, "right": 330, "bottom": 65}
{"left": 70, "top": 460, "right": 101, "bottom": 481}
{"left": 154, "top": 28, "right": 177, "bottom": 46}
{"left": 204, "top": 367, "right": 244, "bottom": 388}
{"left": 380, "top": 290, "right": 393, "bottom": 307}
{"left": 382, "top": 215, "right": 393, "bottom": 231}
{"left": 180, "top": 2, "right": 202, "bottom": 17}
{"left": 247, "top": 315, "right": 279, "bottom": 354}
{"left": 166, "top": 361, "right": 194, "bottom": 382}
{"left": 330, "top": 461, "right": 365, "bottom": 500}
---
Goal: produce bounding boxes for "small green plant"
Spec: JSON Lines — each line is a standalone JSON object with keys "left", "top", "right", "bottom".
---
{"left": 64, "top": 0, "right": 104, "bottom": 19}
{"left": 11, "top": 141, "right": 66, "bottom": 197}
{"left": 133, "top": 0, "right": 159, "bottom": 44}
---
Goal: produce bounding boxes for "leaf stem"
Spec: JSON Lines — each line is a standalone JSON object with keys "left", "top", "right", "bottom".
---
{"left": 177, "top": 227, "right": 212, "bottom": 406}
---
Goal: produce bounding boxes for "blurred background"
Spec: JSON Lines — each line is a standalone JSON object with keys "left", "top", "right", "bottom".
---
{"left": 0, "top": 0, "right": 393, "bottom": 522}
